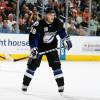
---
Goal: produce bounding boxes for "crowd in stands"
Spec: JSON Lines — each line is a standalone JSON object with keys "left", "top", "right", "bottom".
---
{"left": 0, "top": 0, "right": 100, "bottom": 36}
{"left": 0, "top": 0, "right": 17, "bottom": 33}
{"left": 67, "top": 0, "right": 100, "bottom": 36}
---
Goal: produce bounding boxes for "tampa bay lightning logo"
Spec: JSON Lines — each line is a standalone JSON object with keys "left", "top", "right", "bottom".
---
{"left": 33, "top": 21, "right": 39, "bottom": 26}
{"left": 43, "top": 31, "right": 57, "bottom": 43}
{"left": 44, "top": 27, "right": 48, "bottom": 32}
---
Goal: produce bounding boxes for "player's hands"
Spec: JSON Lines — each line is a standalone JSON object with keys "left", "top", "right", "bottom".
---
{"left": 63, "top": 36, "right": 72, "bottom": 50}
{"left": 30, "top": 48, "right": 38, "bottom": 59}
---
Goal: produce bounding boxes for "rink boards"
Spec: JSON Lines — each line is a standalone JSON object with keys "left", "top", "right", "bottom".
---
{"left": 0, "top": 34, "right": 100, "bottom": 61}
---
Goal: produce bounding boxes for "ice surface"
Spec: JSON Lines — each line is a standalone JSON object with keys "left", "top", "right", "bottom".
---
{"left": 0, "top": 61, "right": 100, "bottom": 100}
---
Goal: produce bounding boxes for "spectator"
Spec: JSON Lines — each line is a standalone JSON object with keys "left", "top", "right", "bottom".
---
{"left": 0, "top": 20, "right": 10, "bottom": 33}
{"left": 7, "top": 13, "right": 15, "bottom": 32}
{"left": 12, "top": 21, "right": 17, "bottom": 33}
{"left": 67, "top": 18, "right": 78, "bottom": 35}
{"left": 90, "top": 15, "right": 99, "bottom": 36}
{"left": 79, "top": 7, "right": 89, "bottom": 28}
{"left": 0, "top": 7, "right": 7, "bottom": 19}
{"left": 11, "top": 1, "right": 17, "bottom": 20}
{"left": 29, "top": 5, "right": 40, "bottom": 23}
{"left": 19, "top": 17, "right": 25, "bottom": 33}
{"left": 82, "top": 7, "right": 89, "bottom": 24}
{"left": 20, "top": 3, "right": 28, "bottom": 17}
{"left": 22, "top": 13, "right": 30, "bottom": 33}
{"left": 76, "top": 10, "right": 82, "bottom": 24}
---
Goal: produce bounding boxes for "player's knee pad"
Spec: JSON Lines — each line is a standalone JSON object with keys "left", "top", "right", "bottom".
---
{"left": 49, "top": 61, "right": 61, "bottom": 70}
{"left": 27, "top": 57, "right": 40, "bottom": 71}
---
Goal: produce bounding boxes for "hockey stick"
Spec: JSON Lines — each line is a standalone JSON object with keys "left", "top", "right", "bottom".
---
{"left": 0, "top": 54, "right": 14, "bottom": 61}
{"left": 0, "top": 56, "right": 5, "bottom": 60}
{"left": 13, "top": 46, "right": 64, "bottom": 62}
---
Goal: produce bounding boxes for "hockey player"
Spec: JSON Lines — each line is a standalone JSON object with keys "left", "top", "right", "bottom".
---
{"left": 22, "top": 8, "right": 72, "bottom": 94}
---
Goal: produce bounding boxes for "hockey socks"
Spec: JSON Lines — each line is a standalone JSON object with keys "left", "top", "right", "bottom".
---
{"left": 22, "top": 68, "right": 35, "bottom": 92}
{"left": 53, "top": 69, "right": 64, "bottom": 93}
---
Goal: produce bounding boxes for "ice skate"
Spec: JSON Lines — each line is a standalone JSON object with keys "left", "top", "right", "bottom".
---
{"left": 58, "top": 86, "right": 64, "bottom": 95}
{"left": 22, "top": 85, "right": 28, "bottom": 92}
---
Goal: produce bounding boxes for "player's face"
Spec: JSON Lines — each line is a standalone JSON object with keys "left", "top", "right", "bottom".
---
{"left": 46, "top": 13, "right": 55, "bottom": 24}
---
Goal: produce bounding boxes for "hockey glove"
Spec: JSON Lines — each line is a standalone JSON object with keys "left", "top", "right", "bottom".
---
{"left": 63, "top": 36, "right": 72, "bottom": 50}
{"left": 30, "top": 48, "right": 38, "bottom": 59}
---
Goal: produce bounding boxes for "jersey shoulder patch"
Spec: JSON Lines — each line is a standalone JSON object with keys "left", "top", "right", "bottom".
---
{"left": 54, "top": 18, "right": 64, "bottom": 30}
{"left": 33, "top": 21, "right": 39, "bottom": 26}
{"left": 55, "top": 18, "right": 63, "bottom": 24}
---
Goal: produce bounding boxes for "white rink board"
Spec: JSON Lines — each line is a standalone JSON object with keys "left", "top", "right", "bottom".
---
{"left": 0, "top": 34, "right": 100, "bottom": 56}
{"left": 0, "top": 34, "right": 30, "bottom": 54}
{"left": 68, "top": 36, "right": 100, "bottom": 55}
